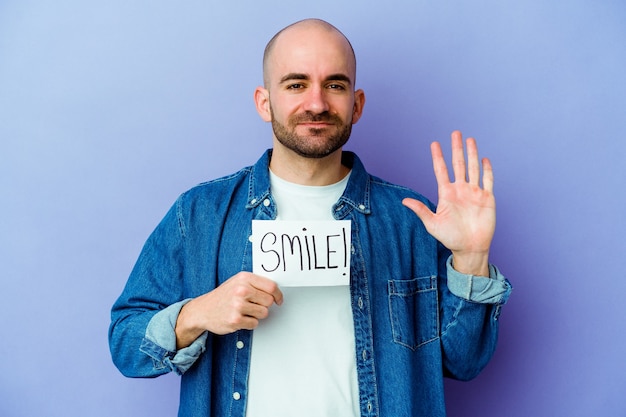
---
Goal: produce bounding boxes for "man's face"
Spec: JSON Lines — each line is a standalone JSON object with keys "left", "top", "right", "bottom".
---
{"left": 260, "top": 25, "right": 364, "bottom": 159}
{"left": 268, "top": 99, "right": 353, "bottom": 159}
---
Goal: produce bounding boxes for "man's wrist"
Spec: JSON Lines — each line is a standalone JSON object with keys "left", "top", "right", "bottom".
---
{"left": 175, "top": 299, "right": 206, "bottom": 350}
{"left": 450, "top": 251, "right": 490, "bottom": 277}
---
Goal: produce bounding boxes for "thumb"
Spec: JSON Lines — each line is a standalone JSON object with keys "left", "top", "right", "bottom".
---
{"left": 402, "top": 197, "right": 434, "bottom": 224}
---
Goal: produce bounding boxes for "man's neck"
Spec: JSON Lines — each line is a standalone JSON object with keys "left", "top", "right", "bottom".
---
{"left": 269, "top": 146, "right": 349, "bottom": 186}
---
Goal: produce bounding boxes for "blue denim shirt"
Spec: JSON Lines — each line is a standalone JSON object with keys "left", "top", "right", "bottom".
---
{"left": 109, "top": 150, "right": 511, "bottom": 417}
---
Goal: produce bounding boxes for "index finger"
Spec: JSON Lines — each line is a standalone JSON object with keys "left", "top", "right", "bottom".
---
{"left": 249, "top": 274, "right": 283, "bottom": 306}
{"left": 430, "top": 140, "right": 451, "bottom": 187}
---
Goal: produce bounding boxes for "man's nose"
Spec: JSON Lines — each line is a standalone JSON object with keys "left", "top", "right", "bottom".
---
{"left": 302, "top": 86, "right": 330, "bottom": 114}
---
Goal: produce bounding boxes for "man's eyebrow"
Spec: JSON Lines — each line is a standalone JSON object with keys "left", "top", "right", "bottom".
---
{"left": 280, "top": 73, "right": 309, "bottom": 83}
{"left": 279, "top": 73, "right": 353, "bottom": 86}
{"left": 326, "top": 73, "right": 352, "bottom": 85}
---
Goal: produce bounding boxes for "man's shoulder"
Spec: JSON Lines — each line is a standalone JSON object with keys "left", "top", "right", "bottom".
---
{"left": 180, "top": 150, "right": 271, "bottom": 202}
{"left": 178, "top": 164, "right": 254, "bottom": 203}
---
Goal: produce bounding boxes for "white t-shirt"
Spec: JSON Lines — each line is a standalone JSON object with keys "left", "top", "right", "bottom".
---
{"left": 245, "top": 170, "right": 359, "bottom": 417}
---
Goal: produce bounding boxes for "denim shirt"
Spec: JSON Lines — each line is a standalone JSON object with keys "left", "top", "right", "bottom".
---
{"left": 109, "top": 150, "right": 512, "bottom": 417}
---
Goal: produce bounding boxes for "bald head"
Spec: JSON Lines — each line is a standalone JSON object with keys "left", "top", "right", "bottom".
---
{"left": 262, "top": 19, "right": 357, "bottom": 88}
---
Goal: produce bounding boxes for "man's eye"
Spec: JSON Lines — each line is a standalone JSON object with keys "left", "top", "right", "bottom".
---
{"left": 287, "top": 83, "right": 304, "bottom": 90}
{"left": 328, "top": 84, "right": 345, "bottom": 90}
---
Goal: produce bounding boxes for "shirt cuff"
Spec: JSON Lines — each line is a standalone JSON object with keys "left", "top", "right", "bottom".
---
{"left": 141, "top": 299, "right": 208, "bottom": 375}
{"left": 446, "top": 255, "right": 512, "bottom": 304}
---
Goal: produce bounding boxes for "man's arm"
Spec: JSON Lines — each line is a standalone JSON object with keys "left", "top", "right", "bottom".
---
{"left": 403, "top": 131, "right": 511, "bottom": 379}
{"left": 109, "top": 182, "right": 284, "bottom": 377}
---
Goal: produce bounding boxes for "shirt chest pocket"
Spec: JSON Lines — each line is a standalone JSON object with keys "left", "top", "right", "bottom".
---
{"left": 388, "top": 276, "right": 439, "bottom": 350}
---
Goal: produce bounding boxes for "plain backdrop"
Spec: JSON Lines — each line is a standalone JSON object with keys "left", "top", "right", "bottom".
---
{"left": 1, "top": 1, "right": 625, "bottom": 416}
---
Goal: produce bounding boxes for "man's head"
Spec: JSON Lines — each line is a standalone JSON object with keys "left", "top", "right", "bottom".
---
{"left": 262, "top": 19, "right": 357, "bottom": 88}
{"left": 254, "top": 19, "right": 365, "bottom": 159}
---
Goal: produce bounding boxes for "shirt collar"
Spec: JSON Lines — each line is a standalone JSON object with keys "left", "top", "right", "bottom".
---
{"left": 246, "top": 149, "right": 372, "bottom": 216}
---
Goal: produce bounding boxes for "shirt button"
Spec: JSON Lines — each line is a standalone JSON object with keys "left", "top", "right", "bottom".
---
{"left": 250, "top": 198, "right": 257, "bottom": 205}
{"left": 357, "top": 297, "right": 364, "bottom": 309}
{"left": 263, "top": 199, "right": 270, "bottom": 207}
{"left": 359, "top": 204, "right": 366, "bottom": 210}
{"left": 236, "top": 341, "right": 244, "bottom": 349}
{"left": 362, "top": 350, "right": 368, "bottom": 361}
{"left": 233, "top": 392, "right": 241, "bottom": 400}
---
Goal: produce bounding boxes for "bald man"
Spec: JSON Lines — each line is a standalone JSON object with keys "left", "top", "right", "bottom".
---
{"left": 110, "top": 19, "right": 511, "bottom": 417}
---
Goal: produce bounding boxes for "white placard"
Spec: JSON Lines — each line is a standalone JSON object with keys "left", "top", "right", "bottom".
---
{"left": 252, "top": 220, "right": 351, "bottom": 287}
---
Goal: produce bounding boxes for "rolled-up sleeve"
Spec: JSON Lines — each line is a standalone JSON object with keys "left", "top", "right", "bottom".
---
{"left": 140, "top": 299, "right": 208, "bottom": 375}
{"left": 445, "top": 255, "right": 512, "bottom": 304}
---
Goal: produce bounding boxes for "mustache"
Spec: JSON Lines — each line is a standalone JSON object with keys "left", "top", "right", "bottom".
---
{"left": 290, "top": 111, "right": 341, "bottom": 124}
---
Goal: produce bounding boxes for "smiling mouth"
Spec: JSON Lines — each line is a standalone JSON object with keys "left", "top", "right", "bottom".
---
{"left": 292, "top": 111, "right": 340, "bottom": 126}
{"left": 299, "top": 122, "right": 332, "bottom": 127}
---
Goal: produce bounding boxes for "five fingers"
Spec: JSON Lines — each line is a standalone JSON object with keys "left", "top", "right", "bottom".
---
{"left": 432, "top": 130, "right": 493, "bottom": 190}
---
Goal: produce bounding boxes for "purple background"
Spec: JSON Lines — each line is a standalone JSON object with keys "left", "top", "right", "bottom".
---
{"left": 1, "top": 1, "right": 625, "bottom": 416}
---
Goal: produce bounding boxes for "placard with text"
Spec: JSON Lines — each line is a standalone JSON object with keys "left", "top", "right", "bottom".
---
{"left": 252, "top": 220, "right": 351, "bottom": 287}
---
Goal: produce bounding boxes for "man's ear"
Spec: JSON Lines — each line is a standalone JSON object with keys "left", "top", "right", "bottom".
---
{"left": 254, "top": 87, "right": 272, "bottom": 122}
{"left": 351, "top": 89, "right": 366, "bottom": 124}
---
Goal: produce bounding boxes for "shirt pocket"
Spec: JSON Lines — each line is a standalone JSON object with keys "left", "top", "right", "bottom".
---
{"left": 388, "top": 276, "right": 439, "bottom": 350}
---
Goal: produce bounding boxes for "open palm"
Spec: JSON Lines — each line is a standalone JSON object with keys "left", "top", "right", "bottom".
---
{"left": 402, "top": 131, "right": 495, "bottom": 275}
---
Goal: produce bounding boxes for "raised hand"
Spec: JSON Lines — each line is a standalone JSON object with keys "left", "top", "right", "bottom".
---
{"left": 402, "top": 131, "right": 495, "bottom": 276}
